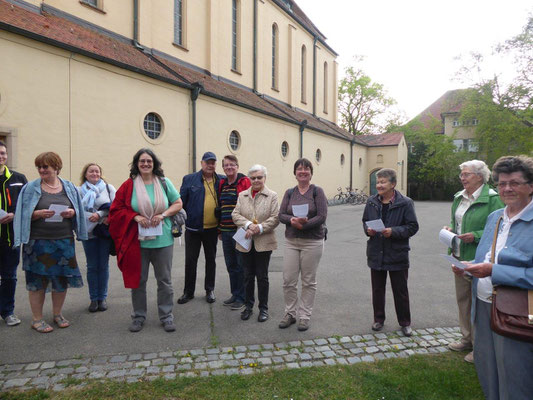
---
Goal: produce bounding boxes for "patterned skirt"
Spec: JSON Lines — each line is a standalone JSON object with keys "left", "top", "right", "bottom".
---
{"left": 23, "top": 238, "right": 83, "bottom": 293}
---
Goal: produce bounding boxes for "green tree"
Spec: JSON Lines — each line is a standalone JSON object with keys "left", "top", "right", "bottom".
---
{"left": 456, "top": 16, "right": 533, "bottom": 165}
{"left": 338, "top": 59, "right": 397, "bottom": 135}
{"left": 398, "top": 117, "right": 470, "bottom": 200}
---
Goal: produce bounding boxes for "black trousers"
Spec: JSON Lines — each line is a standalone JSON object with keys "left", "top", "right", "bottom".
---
{"left": 241, "top": 243, "right": 271, "bottom": 311}
{"left": 184, "top": 228, "right": 218, "bottom": 295}
{"left": 370, "top": 268, "right": 411, "bottom": 326}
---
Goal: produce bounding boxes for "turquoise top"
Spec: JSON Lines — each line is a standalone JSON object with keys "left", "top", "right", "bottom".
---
{"left": 131, "top": 177, "right": 180, "bottom": 249}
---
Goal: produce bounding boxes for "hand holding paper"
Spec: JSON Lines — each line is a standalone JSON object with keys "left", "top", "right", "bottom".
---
{"left": 292, "top": 204, "right": 309, "bottom": 218}
{"left": 45, "top": 204, "right": 69, "bottom": 222}
{"left": 366, "top": 219, "right": 386, "bottom": 232}
{"left": 233, "top": 228, "right": 252, "bottom": 251}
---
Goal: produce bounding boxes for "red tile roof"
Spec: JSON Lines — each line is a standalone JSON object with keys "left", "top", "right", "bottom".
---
{"left": 413, "top": 89, "right": 467, "bottom": 133}
{"left": 0, "top": 0, "right": 375, "bottom": 146}
{"left": 355, "top": 133, "right": 404, "bottom": 147}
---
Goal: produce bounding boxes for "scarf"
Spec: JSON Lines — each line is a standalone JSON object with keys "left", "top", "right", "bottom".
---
{"left": 81, "top": 179, "right": 108, "bottom": 211}
{"left": 134, "top": 175, "right": 166, "bottom": 241}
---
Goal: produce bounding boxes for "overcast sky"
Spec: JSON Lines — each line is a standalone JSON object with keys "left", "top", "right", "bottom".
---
{"left": 297, "top": 0, "right": 532, "bottom": 120}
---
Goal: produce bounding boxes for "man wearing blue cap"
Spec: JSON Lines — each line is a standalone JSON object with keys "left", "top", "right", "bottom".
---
{"left": 178, "top": 152, "right": 224, "bottom": 304}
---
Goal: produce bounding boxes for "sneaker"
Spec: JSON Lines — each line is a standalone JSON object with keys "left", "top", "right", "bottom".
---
{"left": 4, "top": 315, "right": 21, "bottom": 326}
{"left": 278, "top": 314, "right": 296, "bottom": 329}
{"left": 223, "top": 296, "right": 237, "bottom": 306}
{"left": 129, "top": 320, "right": 144, "bottom": 332}
{"left": 448, "top": 341, "right": 472, "bottom": 352}
{"left": 230, "top": 301, "right": 245, "bottom": 310}
{"left": 162, "top": 320, "right": 176, "bottom": 332}
{"left": 297, "top": 319, "right": 310, "bottom": 331}
{"left": 464, "top": 351, "right": 474, "bottom": 363}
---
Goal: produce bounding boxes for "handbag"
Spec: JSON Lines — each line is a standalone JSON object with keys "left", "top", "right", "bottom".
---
{"left": 489, "top": 216, "right": 533, "bottom": 343}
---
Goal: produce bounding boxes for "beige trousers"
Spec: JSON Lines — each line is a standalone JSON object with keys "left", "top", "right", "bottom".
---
{"left": 282, "top": 237, "right": 324, "bottom": 321}
{"left": 454, "top": 273, "right": 473, "bottom": 345}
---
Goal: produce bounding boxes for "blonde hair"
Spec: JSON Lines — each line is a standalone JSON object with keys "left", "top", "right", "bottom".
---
{"left": 80, "top": 163, "right": 106, "bottom": 185}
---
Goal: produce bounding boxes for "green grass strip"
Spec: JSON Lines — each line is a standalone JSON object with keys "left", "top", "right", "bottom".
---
{"left": 1, "top": 352, "right": 482, "bottom": 400}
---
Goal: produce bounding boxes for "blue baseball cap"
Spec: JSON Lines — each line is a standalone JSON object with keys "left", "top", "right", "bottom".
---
{"left": 202, "top": 151, "right": 217, "bottom": 161}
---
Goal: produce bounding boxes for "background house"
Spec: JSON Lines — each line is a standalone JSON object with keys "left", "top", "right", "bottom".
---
{"left": 413, "top": 89, "right": 478, "bottom": 153}
{"left": 0, "top": 0, "right": 406, "bottom": 196}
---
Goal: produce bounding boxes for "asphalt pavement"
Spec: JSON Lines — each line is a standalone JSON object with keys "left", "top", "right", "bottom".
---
{"left": 0, "top": 202, "right": 457, "bottom": 365}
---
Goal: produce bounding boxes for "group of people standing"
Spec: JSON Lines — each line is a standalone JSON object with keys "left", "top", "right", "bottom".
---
{"left": 1, "top": 140, "right": 532, "bottom": 399}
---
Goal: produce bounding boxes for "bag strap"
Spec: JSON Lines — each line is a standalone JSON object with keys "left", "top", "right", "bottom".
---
{"left": 490, "top": 216, "right": 503, "bottom": 263}
{"left": 529, "top": 290, "right": 533, "bottom": 325}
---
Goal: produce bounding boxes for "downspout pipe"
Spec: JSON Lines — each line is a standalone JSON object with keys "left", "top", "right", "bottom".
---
{"left": 191, "top": 82, "right": 203, "bottom": 172}
{"left": 253, "top": 0, "right": 258, "bottom": 92}
{"left": 349, "top": 138, "right": 354, "bottom": 190}
{"left": 299, "top": 119, "right": 307, "bottom": 158}
{"left": 133, "top": 0, "right": 141, "bottom": 48}
{"left": 312, "top": 35, "right": 317, "bottom": 116}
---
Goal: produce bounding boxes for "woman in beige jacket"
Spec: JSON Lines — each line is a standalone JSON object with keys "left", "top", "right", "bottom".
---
{"left": 232, "top": 165, "right": 279, "bottom": 322}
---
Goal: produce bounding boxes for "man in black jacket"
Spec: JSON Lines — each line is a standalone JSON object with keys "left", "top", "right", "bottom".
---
{"left": 362, "top": 168, "right": 419, "bottom": 336}
{"left": 0, "top": 141, "right": 27, "bottom": 326}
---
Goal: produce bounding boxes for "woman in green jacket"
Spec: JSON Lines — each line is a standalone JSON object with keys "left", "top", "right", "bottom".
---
{"left": 445, "top": 160, "right": 504, "bottom": 363}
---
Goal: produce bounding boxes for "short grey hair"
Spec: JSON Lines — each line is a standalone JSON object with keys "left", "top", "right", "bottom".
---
{"left": 248, "top": 164, "right": 267, "bottom": 177}
{"left": 459, "top": 160, "right": 490, "bottom": 183}
{"left": 376, "top": 168, "right": 397, "bottom": 185}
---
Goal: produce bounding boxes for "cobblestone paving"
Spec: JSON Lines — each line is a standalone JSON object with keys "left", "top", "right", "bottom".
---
{"left": 1, "top": 327, "right": 461, "bottom": 392}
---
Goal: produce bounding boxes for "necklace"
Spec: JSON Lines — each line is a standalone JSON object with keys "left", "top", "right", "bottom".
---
{"left": 42, "top": 179, "right": 61, "bottom": 190}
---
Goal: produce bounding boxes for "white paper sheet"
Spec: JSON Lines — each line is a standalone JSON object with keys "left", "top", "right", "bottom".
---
{"left": 292, "top": 203, "right": 309, "bottom": 218}
{"left": 233, "top": 227, "right": 252, "bottom": 251}
{"left": 439, "top": 228, "right": 458, "bottom": 248}
{"left": 0, "top": 209, "right": 7, "bottom": 219}
{"left": 440, "top": 254, "right": 470, "bottom": 270}
{"left": 45, "top": 204, "right": 69, "bottom": 222}
{"left": 365, "top": 219, "right": 386, "bottom": 232}
{"left": 85, "top": 212, "right": 98, "bottom": 233}
{"left": 138, "top": 222, "right": 163, "bottom": 237}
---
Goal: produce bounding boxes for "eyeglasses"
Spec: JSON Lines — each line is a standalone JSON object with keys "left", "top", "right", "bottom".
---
{"left": 139, "top": 160, "right": 153, "bottom": 164}
{"left": 497, "top": 181, "right": 529, "bottom": 189}
{"left": 36, "top": 165, "right": 49, "bottom": 170}
{"left": 223, "top": 163, "right": 238, "bottom": 168}
{"left": 459, "top": 172, "right": 475, "bottom": 179}
{"left": 250, "top": 176, "right": 264, "bottom": 181}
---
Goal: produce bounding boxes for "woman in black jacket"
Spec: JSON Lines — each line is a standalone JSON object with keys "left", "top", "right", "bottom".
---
{"left": 362, "top": 168, "right": 419, "bottom": 336}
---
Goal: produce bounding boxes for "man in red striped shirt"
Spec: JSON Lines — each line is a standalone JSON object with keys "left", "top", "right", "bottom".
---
{"left": 217, "top": 155, "right": 251, "bottom": 310}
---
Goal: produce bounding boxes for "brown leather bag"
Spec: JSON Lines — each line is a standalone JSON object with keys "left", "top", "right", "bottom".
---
{"left": 489, "top": 216, "right": 533, "bottom": 343}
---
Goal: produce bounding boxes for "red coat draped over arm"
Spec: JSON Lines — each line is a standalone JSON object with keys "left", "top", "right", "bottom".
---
{"left": 109, "top": 178, "right": 141, "bottom": 289}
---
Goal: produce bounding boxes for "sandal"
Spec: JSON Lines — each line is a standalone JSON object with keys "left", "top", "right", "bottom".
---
{"left": 31, "top": 319, "right": 53, "bottom": 333}
{"left": 53, "top": 315, "right": 70, "bottom": 328}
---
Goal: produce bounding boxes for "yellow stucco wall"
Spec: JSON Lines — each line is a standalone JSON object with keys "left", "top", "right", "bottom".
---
{"left": 37, "top": 0, "right": 338, "bottom": 124}
{"left": 443, "top": 115, "right": 476, "bottom": 140}
{"left": 45, "top": 0, "right": 134, "bottom": 39}
{"left": 0, "top": 31, "right": 190, "bottom": 187}
{"left": 366, "top": 137, "right": 408, "bottom": 195}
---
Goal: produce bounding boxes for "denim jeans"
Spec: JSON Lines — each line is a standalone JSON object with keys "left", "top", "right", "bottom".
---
{"left": 82, "top": 237, "right": 111, "bottom": 301}
{"left": 221, "top": 230, "right": 244, "bottom": 303}
{"left": 0, "top": 244, "right": 19, "bottom": 319}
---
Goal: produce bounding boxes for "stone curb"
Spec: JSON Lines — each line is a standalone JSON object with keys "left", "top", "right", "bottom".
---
{"left": 1, "top": 326, "right": 462, "bottom": 392}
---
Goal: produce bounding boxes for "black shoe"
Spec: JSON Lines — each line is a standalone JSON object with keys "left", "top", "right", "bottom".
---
{"left": 97, "top": 300, "right": 108, "bottom": 312}
{"left": 88, "top": 301, "right": 98, "bottom": 313}
{"left": 241, "top": 308, "right": 253, "bottom": 320}
{"left": 223, "top": 295, "right": 237, "bottom": 306}
{"left": 372, "top": 322, "right": 384, "bottom": 331}
{"left": 206, "top": 291, "right": 216, "bottom": 303}
{"left": 401, "top": 325, "right": 413, "bottom": 337}
{"left": 177, "top": 293, "right": 194, "bottom": 304}
{"left": 258, "top": 310, "right": 269, "bottom": 322}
